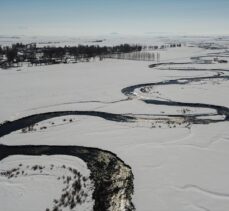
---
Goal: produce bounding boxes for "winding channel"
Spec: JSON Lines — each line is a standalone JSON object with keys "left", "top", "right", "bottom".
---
{"left": 122, "top": 72, "right": 229, "bottom": 124}
{"left": 0, "top": 51, "right": 229, "bottom": 211}
{"left": 0, "top": 111, "right": 136, "bottom": 211}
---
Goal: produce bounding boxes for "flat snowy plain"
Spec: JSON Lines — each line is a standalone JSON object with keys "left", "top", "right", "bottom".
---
{"left": 0, "top": 36, "right": 229, "bottom": 211}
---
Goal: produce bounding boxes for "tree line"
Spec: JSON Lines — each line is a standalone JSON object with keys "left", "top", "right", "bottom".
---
{"left": 0, "top": 43, "right": 142, "bottom": 68}
{"left": 105, "top": 51, "right": 161, "bottom": 62}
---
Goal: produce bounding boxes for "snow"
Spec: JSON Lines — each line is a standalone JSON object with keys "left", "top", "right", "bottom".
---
{"left": 0, "top": 155, "right": 94, "bottom": 211}
{"left": 0, "top": 36, "right": 229, "bottom": 211}
{"left": 0, "top": 47, "right": 214, "bottom": 122}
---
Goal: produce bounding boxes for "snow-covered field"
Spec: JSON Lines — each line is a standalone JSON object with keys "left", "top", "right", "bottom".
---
{"left": 0, "top": 155, "right": 94, "bottom": 211}
{"left": 0, "top": 36, "right": 229, "bottom": 211}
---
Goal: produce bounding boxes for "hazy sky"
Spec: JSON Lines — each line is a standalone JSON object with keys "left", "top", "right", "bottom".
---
{"left": 1, "top": 0, "right": 229, "bottom": 36}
